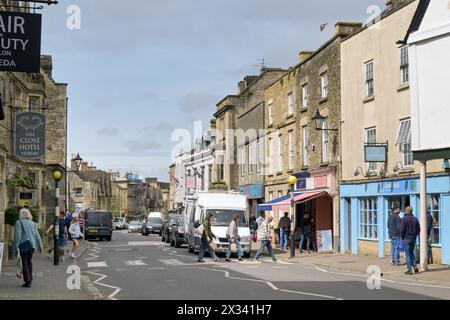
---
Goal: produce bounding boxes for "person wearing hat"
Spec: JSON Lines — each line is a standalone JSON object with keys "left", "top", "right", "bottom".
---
{"left": 68, "top": 213, "right": 84, "bottom": 259}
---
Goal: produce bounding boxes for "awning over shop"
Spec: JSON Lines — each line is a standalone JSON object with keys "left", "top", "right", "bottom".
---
{"left": 272, "top": 191, "right": 328, "bottom": 212}
{"left": 257, "top": 192, "right": 302, "bottom": 212}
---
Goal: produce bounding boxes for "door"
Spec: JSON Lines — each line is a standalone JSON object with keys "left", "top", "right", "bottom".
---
{"left": 347, "top": 199, "right": 352, "bottom": 253}
{"left": 443, "top": 195, "right": 450, "bottom": 265}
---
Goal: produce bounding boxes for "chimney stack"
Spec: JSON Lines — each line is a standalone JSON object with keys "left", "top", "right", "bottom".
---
{"left": 299, "top": 51, "right": 314, "bottom": 63}
{"left": 238, "top": 81, "right": 246, "bottom": 94}
{"left": 386, "top": 0, "right": 411, "bottom": 11}
{"left": 335, "top": 21, "right": 363, "bottom": 36}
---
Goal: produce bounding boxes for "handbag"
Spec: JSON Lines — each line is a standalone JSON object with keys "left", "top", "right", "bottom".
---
{"left": 16, "top": 256, "right": 22, "bottom": 279}
{"left": 209, "top": 241, "right": 218, "bottom": 251}
{"left": 18, "top": 220, "right": 34, "bottom": 254}
{"left": 195, "top": 225, "right": 204, "bottom": 236}
{"left": 230, "top": 243, "right": 237, "bottom": 253}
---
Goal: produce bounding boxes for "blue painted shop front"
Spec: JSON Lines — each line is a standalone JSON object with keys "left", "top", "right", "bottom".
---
{"left": 340, "top": 176, "right": 450, "bottom": 265}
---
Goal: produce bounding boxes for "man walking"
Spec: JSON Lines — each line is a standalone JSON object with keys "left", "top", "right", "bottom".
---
{"left": 387, "top": 206, "right": 402, "bottom": 266}
{"left": 400, "top": 207, "right": 421, "bottom": 275}
{"left": 278, "top": 212, "right": 291, "bottom": 251}
{"left": 254, "top": 215, "right": 277, "bottom": 263}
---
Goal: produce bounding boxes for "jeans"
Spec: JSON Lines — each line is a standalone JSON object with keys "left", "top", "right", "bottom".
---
{"left": 198, "top": 237, "right": 218, "bottom": 261}
{"left": 300, "top": 233, "right": 316, "bottom": 253}
{"left": 280, "top": 229, "right": 290, "bottom": 250}
{"left": 404, "top": 238, "right": 417, "bottom": 272}
{"left": 226, "top": 239, "right": 244, "bottom": 259}
{"left": 390, "top": 237, "right": 400, "bottom": 264}
{"left": 254, "top": 240, "right": 276, "bottom": 262}
{"left": 20, "top": 250, "right": 34, "bottom": 285}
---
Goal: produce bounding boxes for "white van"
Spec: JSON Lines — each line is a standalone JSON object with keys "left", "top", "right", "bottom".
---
{"left": 148, "top": 212, "right": 163, "bottom": 220}
{"left": 184, "top": 192, "right": 251, "bottom": 258}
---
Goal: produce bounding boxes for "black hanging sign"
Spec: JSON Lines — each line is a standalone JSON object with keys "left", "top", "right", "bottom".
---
{"left": 0, "top": 11, "right": 42, "bottom": 73}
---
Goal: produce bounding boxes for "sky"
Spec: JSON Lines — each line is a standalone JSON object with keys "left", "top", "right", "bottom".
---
{"left": 40, "top": 0, "right": 386, "bottom": 181}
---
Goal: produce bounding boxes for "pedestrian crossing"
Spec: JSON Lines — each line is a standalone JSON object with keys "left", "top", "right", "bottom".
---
{"left": 125, "top": 260, "right": 147, "bottom": 266}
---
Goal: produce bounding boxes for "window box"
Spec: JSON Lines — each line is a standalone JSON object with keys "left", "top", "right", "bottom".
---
{"left": 300, "top": 108, "right": 308, "bottom": 113}
{"left": 397, "top": 83, "right": 410, "bottom": 92}
{"left": 319, "top": 97, "right": 328, "bottom": 104}
{"left": 276, "top": 171, "right": 283, "bottom": 176}
{"left": 363, "top": 96, "right": 375, "bottom": 104}
{"left": 320, "top": 162, "right": 329, "bottom": 167}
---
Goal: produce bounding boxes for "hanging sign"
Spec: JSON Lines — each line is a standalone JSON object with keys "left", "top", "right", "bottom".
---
{"left": 0, "top": 11, "right": 42, "bottom": 73}
{"left": 14, "top": 112, "right": 46, "bottom": 160}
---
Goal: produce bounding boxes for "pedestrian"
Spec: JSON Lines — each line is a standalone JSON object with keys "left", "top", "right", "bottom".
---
{"left": 14, "top": 208, "right": 43, "bottom": 288}
{"left": 278, "top": 212, "right": 291, "bottom": 251}
{"left": 299, "top": 214, "right": 315, "bottom": 254}
{"left": 249, "top": 214, "right": 257, "bottom": 235}
{"left": 427, "top": 211, "right": 434, "bottom": 264}
{"left": 400, "top": 207, "right": 421, "bottom": 275}
{"left": 387, "top": 206, "right": 402, "bottom": 266}
{"left": 68, "top": 213, "right": 84, "bottom": 259}
{"left": 254, "top": 215, "right": 277, "bottom": 263}
{"left": 225, "top": 214, "right": 244, "bottom": 262}
{"left": 197, "top": 213, "right": 219, "bottom": 263}
{"left": 78, "top": 212, "right": 85, "bottom": 236}
{"left": 256, "top": 213, "right": 265, "bottom": 228}
{"left": 45, "top": 211, "right": 68, "bottom": 263}
{"left": 66, "top": 211, "right": 73, "bottom": 241}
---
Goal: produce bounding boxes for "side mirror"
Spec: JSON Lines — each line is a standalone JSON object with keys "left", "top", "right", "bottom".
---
{"left": 194, "top": 221, "right": 200, "bottom": 229}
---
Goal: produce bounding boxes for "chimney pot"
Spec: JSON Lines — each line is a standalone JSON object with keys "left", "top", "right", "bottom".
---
{"left": 299, "top": 51, "right": 314, "bottom": 63}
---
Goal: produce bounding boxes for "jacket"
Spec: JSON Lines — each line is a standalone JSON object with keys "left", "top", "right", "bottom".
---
{"left": 279, "top": 217, "right": 291, "bottom": 231}
{"left": 69, "top": 222, "right": 83, "bottom": 239}
{"left": 226, "top": 220, "right": 240, "bottom": 242}
{"left": 427, "top": 214, "right": 433, "bottom": 238}
{"left": 14, "top": 219, "right": 43, "bottom": 253}
{"left": 400, "top": 214, "right": 421, "bottom": 241}
{"left": 202, "top": 219, "right": 215, "bottom": 240}
{"left": 257, "top": 221, "right": 271, "bottom": 241}
{"left": 387, "top": 214, "right": 401, "bottom": 238}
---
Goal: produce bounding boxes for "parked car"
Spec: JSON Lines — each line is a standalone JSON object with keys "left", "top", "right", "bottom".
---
{"left": 85, "top": 210, "right": 113, "bottom": 241}
{"left": 161, "top": 214, "right": 181, "bottom": 243}
{"left": 128, "top": 221, "right": 142, "bottom": 233}
{"left": 142, "top": 217, "right": 164, "bottom": 236}
{"left": 170, "top": 216, "right": 185, "bottom": 248}
{"left": 114, "top": 217, "right": 127, "bottom": 230}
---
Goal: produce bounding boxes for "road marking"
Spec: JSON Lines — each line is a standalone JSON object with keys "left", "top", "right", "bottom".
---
{"left": 199, "top": 268, "right": 340, "bottom": 300}
{"left": 316, "top": 267, "right": 329, "bottom": 273}
{"left": 149, "top": 267, "right": 165, "bottom": 270}
{"left": 164, "top": 279, "right": 177, "bottom": 282}
{"left": 128, "top": 241, "right": 161, "bottom": 246}
{"left": 159, "top": 259, "right": 185, "bottom": 266}
{"left": 86, "top": 271, "right": 122, "bottom": 300}
{"left": 115, "top": 269, "right": 131, "bottom": 272}
{"left": 125, "top": 260, "right": 147, "bottom": 266}
{"left": 273, "top": 267, "right": 289, "bottom": 269}
{"left": 87, "top": 261, "right": 108, "bottom": 268}
{"left": 136, "top": 257, "right": 149, "bottom": 259}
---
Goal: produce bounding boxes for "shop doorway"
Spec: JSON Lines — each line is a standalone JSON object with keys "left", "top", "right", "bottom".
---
{"left": 346, "top": 198, "right": 352, "bottom": 253}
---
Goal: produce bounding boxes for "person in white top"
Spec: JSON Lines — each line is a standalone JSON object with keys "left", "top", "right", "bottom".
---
{"left": 68, "top": 213, "right": 84, "bottom": 259}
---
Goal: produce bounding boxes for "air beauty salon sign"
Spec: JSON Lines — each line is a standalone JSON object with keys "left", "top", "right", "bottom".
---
{"left": 0, "top": 11, "right": 42, "bottom": 73}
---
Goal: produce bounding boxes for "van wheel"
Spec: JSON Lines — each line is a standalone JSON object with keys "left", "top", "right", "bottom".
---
{"left": 106, "top": 236, "right": 112, "bottom": 242}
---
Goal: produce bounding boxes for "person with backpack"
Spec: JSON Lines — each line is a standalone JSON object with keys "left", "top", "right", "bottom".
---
{"left": 68, "top": 213, "right": 84, "bottom": 259}
{"left": 14, "top": 208, "right": 43, "bottom": 288}
{"left": 225, "top": 215, "right": 244, "bottom": 262}
{"left": 254, "top": 215, "right": 277, "bottom": 263}
{"left": 197, "top": 213, "right": 219, "bottom": 263}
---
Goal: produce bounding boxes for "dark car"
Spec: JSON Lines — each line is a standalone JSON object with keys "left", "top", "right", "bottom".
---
{"left": 161, "top": 214, "right": 180, "bottom": 243}
{"left": 85, "top": 210, "right": 113, "bottom": 241}
{"left": 142, "top": 217, "right": 164, "bottom": 236}
{"left": 170, "top": 216, "right": 185, "bottom": 248}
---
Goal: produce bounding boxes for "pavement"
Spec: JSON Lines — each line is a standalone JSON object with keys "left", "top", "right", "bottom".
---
{"left": 276, "top": 250, "right": 450, "bottom": 286}
{"left": 0, "top": 241, "right": 92, "bottom": 300}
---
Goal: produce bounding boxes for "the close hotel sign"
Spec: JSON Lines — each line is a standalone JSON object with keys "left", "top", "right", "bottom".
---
{"left": 14, "top": 112, "right": 46, "bottom": 160}
{"left": 0, "top": 11, "right": 42, "bottom": 73}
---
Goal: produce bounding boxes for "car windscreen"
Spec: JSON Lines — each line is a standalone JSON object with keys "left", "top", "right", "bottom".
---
{"left": 169, "top": 216, "right": 180, "bottom": 224}
{"left": 207, "top": 210, "right": 247, "bottom": 227}
{"left": 87, "top": 212, "right": 112, "bottom": 226}
{"left": 148, "top": 218, "right": 163, "bottom": 224}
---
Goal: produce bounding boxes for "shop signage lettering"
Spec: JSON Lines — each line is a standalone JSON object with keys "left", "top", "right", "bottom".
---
{"left": 0, "top": 11, "right": 42, "bottom": 72}
{"left": 14, "top": 112, "right": 46, "bottom": 160}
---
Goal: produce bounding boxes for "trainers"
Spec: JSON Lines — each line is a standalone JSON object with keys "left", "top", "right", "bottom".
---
{"left": 238, "top": 258, "right": 244, "bottom": 262}
{"left": 405, "top": 270, "right": 413, "bottom": 275}
{"left": 70, "top": 253, "right": 76, "bottom": 259}
{"left": 225, "top": 258, "right": 232, "bottom": 262}
{"left": 272, "top": 260, "right": 278, "bottom": 264}
{"left": 197, "top": 260, "right": 205, "bottom": 263}
{"left": 253, "top": 259, "right": 261, "bottom": 264}
{"left": 414, "top": 267, "right": 420, "bottom": 274}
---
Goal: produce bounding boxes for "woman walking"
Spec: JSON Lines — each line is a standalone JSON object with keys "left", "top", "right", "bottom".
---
{"left": 225, "top": 215, "right": 244, "bottom": 262}
{"left": 197, "top": 213, "right": 219, "bottom": 263}
{"left": 14, "top": 208, "right": 43, "bottom": 288}
{"left": 45, "top": 211, "right": 68, "bottom": 263}
{"left": 68, "top": 213, "right": 84, "bottom": 259}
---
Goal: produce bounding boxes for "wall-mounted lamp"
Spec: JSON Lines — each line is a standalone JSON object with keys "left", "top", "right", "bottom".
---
{"left": 393, "top": 162, "right": 404, "bottom": 173}
{"left": 354, "top": 167, "right": 370, "bottom": 177}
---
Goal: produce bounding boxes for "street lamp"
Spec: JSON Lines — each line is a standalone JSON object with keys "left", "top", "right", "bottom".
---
{"left": 52, "top": 169, "right": 63, "bottom": 266}
{"left": 74, "top": 153, "right": 83, "bottom": 171}
{"left": 288, "top": 176, "right": 297, "bottom": 259}
{"left": 312, "top": 109, "right": 338, "bottom": 131}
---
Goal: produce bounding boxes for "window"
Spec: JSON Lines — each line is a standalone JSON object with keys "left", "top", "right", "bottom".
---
{"left": 322, "top": 118, "right": 329, "bottom": 163}
{"left": 365, "top": 61, "right": 374, "bottom": 97}
{"left": 208, "top": 165, "right": 212, "bottom": 184}
{"left": 428, "top": 195, "right": 441, "bottom": 245}
{"left": 400, "top": 46, "right": 409, "bottom": 85}
{"left": 359, "top": 198, "right": 378, "bottom": 240}
{"left": 278, "top": 135, "right": 283, "bottom": 172}
{"left": 29, "top": 95, "right": 41, "bottom": 112}
{"left": 201, "top": 166, "right": 205, "bottom": 191}
{"left": 366, "top": 128, "right": 377, "bottom": 172}
{"left": 75, "top": 187, "right": 83, "bottom": 196}
{"left": 396, "top": 119, "right": 412, "bottom": 167}
{"left": 257, "top": 139, "right": 263, "bottom": 173}
{"left": 219, "top": 155, "right": 225, "bottom": 181}
{"left": 321, "top": 72, "right": 329, "bottom": 99}
{"left": 268, "top": 137, "right": 273, "bottom": 175}
{"left": 288, "top": 92, "right": 294, "bottom": 116}
{"left": 288, "top": 130, "right": 294, "bottom": 170}
{"left": 240, "top": 147, "right": 246, "bottom": 176}
{"left": 268, "top": 102, "right": 274, "bottom": 126}
{"left": 302, "top": 85, "right": 308, "bottom": 109}
{"left": 278, "top": 191, "right": 283, "bottom": 199}
{"left": 248, "top": 142, "right": 254, "bottom": 174}
{"left": 302, "top": 126, "right": 309, "bottom": 166}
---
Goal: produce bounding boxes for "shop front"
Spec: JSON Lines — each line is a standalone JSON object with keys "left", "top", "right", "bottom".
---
{"left": 340, "top": 175, "right": 450, "bottom": 265}
{"left": 240, "top": 183, "right": 264, "bottom": 219}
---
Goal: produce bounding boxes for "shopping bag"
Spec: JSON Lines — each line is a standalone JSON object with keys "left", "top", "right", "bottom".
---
{"left": 230, "top": 243, "right": 237, "bottom": 253}
{"left": 209, "top": 241, "right": 218, "bottom": 251}
{"left": 16, "top": 256, "right": 22, "bottom": 279}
